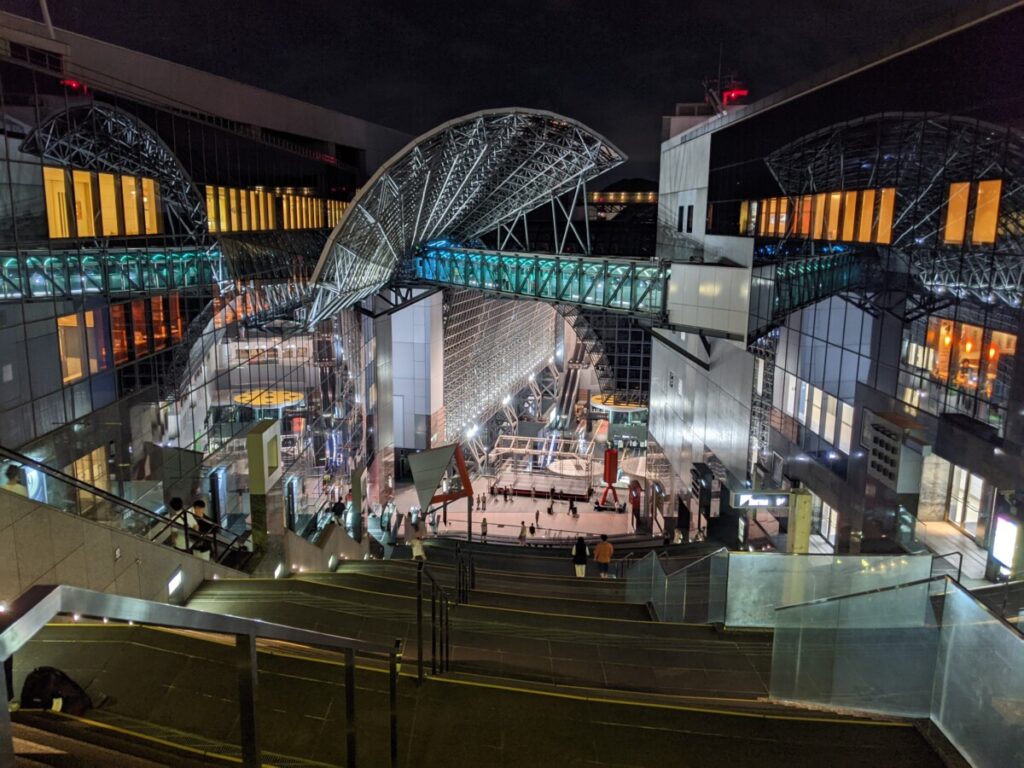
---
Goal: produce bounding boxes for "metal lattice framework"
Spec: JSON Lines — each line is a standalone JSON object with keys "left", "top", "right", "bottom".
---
{"left": 309, "top": 109, "right": 624, "bottom": 322}
{"left": 767, "top": 113, "right": 1024, "bottom": 308}
{"left": 442, "top": 288, "right": 556, "bottom": 443}
{"left": 21, "top": 103, "right": 210, "bottom": 244}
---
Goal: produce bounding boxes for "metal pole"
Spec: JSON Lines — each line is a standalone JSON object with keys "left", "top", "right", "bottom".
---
{"left": 234, "top": 633, "right": 261, "bottom": 768}
{"left": 389, "top": 648, "right": 399, "bottom": 768}
{"left": 444, "top": 598, "right": 451, "bottom": 671}
{"left": 0, "top": 656, "right": 13, "bottom": 767}
{"left": 344, "top": 647, "right": 357, "bottom": 767}
{"left": 416, "top": 563, "right": 425, "bottom": 686}
{"left": 430, "top": 583, "right": 437, "bottom": 675}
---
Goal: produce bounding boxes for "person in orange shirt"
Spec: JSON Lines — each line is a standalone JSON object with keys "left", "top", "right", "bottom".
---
{"left": 594, "top": 534, "right": 614, "bottom": 578}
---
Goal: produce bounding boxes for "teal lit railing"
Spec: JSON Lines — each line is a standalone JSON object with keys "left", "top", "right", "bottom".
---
{"left": 0, "top": 248, "right": 224, "bottom": 300}
{"left": 772, "top": 251, "right": 862, "bottom": 317}
{"left": 411, "top": 243, "right": 667, "bottom": 316}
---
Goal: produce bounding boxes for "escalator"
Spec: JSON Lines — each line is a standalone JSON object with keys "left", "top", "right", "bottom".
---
{"left": 554, "top": 344, "right": 586, "bottom": 429}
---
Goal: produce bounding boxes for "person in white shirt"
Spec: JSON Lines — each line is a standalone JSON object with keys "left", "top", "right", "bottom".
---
{"left": 3, "top": 464, "right": 27, "bottom": 496}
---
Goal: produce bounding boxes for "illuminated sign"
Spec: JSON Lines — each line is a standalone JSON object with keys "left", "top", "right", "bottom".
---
{"left": 991, "top": 515, "right": 1019, "bottom": 568}
{"left": 734, "top": 493, "right": 790, "bottom": 508}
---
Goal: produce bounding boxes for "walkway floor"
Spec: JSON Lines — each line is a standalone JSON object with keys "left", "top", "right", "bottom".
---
{"left": 914, "top": 519, "right": 990, "bottom": 585}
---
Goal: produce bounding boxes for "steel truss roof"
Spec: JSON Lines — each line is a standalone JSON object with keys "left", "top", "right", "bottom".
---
{"left": 767, "top": 113, "right": 1024, "bottom": 308}
{"left": 309, "top": 109, "right": 624, "bottom": 323}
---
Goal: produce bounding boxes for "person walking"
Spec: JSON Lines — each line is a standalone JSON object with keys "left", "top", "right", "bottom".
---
{"left": 187, "top": 499, "right": 216, "bottom": 561}
{"left": 410, "top": 536, "right": 426, "bottom": 561}
{"left": 534, "top": 509, "right": 540, "bottom": 527}
{"left": 481, "top": 494, "right": 487, "bottom": 512}
{"left": 594, "top": 534, "right": 614, "bottom": 578}
{"left": 518, "top": 521, "right": 527, "bottom": 546}
{"left": 528, "top": 523, "right": 536, "bottom": 541}
{"left": 480, "top": 517, "right": 488, "bottom": 543}
{"left": 571, "top": 537, "right": 589, "bottom": 578}
{"left": 503, "top": 487, "right": 509, "bottom": 503}
{"left": 3, "top": 464, "right": 27, "bottom": 496}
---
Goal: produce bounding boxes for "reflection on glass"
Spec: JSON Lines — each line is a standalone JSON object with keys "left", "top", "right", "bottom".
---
{"left": 43, "top": 166, "right": 70, "bottom": 238}
{"left": 111, "top": 304, "right": 130, "bottom": 364}
{"left": 57, "top": 312, "right": 86, "bottom": 383}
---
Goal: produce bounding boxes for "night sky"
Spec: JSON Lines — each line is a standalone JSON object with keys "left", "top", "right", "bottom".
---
{"left": 6, "top": 0, "right": 965, "bottom": 180}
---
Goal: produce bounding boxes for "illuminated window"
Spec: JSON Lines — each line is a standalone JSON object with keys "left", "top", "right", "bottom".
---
{"left": 857, "top": 189, "right": 876, "bottom": 243}
{"left": 121, "top": 176, "right": 141, "bottom": 236}
{"left": 267, "top": 193, "right": 276, "bottom": 229}
{"left": 217, "top": 187, "right": 229, "bottom": 232}
{"left": 972, "top": 179, "right": 1001, "bottom": 245}
{"left": 57, "top": 312, "right": 87, "bottom": 383}
{"left": 739, "top": 201, "right": 750, "bottom": 235}
{"left": 111, "top": 304, "right": 130, "bottom": 364}
{"left": 799, "top": 196, "right": 812, "bottom": 236}
{"left": 71, "top": 170, "right": 96, "bottom": 237}
{"left": 812, "top": 193, "right": 826, "bottom": 239}
{"left": 97, "top": 173, "right": 121, "bottom": 236}
{"left": 767, "top": 197, "right": 778, "bottom": 236}
{"left": 151, "top": 296, "right": 169, "bottom": 351}
{"left": 84, "top": 309, "right": 111, "bottom": 374}
{"left": 876, "top": 188, "right": 895, "bottom": 244}
{"left": 841, "top": 191, "right": 858, "bottom": 241}
{"left": 838, "top": 403, "right": 854, "bottom": 453}
{"left": 43, "top": 167, "right": 71, "bottom": 238}
{"left": 131, "top": 299, "right": 150, "bottom": 357}
{"left": 825, "top": 192, "right": 842, "bottom": 240}
{"left": 797, "top": 381, "right": 809, "bottom": 424}
{"left": 229, "top": 188, "right": 239, "bottom": 232}
{"left": 810, "top": 387, "right": 823, "bottom": 435}
{"left": 239, "top": 189, "right": 250, "bottom": 231}
{"left": 206, "top": 186, "right": 218, "bottom": 232}
{"left": 757, "top": 199, "right": 767, "bottom": 235}
{"left": 777, "top": 197, "right": 789, "bottom": 236}
{"left": 169, "top": 292, "right": 185, "bottom": 342}
{"left": 141, "top": 178, "right": 161, "bottom": 235}
{"left": 943, "top": 182, "right": 969, "bottom": 245}
{"left": 824, "top": 394, "right": 837, "bottom": 443}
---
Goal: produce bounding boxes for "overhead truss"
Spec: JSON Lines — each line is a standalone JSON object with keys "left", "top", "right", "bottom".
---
{"left": 309, "top": 109, "right": 625, "bottom": 323}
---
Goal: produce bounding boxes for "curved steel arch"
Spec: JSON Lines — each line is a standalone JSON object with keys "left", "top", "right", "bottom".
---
{"left": 309, "top": 109, "right": 625, "bottom": 323}
{"left": 21, "top": 102, "right": 210, "bottom": 244}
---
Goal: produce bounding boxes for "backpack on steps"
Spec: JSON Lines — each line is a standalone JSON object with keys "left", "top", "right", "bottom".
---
{"left": 20, "top": 666, "right": 93, "bottom": 715}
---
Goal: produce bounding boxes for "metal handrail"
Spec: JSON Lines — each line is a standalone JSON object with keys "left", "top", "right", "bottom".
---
{"left": 931, "top": 550, "right": 964, "bottom": 584}
{"left": 0, "top": 584, "right": 402, "bottom": 768}
{"left": 0, "top": 445, "right": 249, "bottom": 566}
{"left": 415, "top": 561, "right": 454, "bottom": 685}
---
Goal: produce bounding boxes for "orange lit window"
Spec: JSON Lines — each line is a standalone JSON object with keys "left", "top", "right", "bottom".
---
{"left": 267, "top": 193, "right": 276, "bottom": 229}
{"left": 131, "top": 299, "right": 150, "bottom": 357}
{"left": 111, "top": 304, "right": 130, "bottom": 364}
{"left": 240, "top": 189, "right": 250, "bottom": 231}
{"left": 739, "top": 201, "right": 750, "bottom": 235}
{"left": 777, "top": 197, "right": 789, "bottom": 236}
{"left": 206, "top": 186, "right": 218, "bottom": 232}
{"left": 876, "top": 188, "right": 895, "bottom": 244}
{"left": 766, "top": 197, "right": 778, "bottom": 236}
{"left": 121, "top": 176, "right": 141, "bottom": 236}
{"left": 841, "top": 191, "right": 858, "bottom": 241}
{"left": 98, "top": 173, "right": 121, "bottom": 236}
{"left": 757, "top": 199, "right": 767, "bottom": 235}
{"left": 857, "top": 189, "right": 876, "bottom": 243}
{"left": 971, "top": 179, "right": 1001, "bottom": 245}
{"left": 825, "top": 192, "right": 842, "bottom": 240}
{"left": 57, "top": 312, "right": 86, "bottom": 383}
{"left": 151, "top": 296, "right": 169, "bottom": 351}
{"left": 944, "top": 182, "right": 969, "bottom": 245}
{"left": 229, "top": 188, "right": 240, "bottom": 231}
{"left": 169, "top": 292, "right": 185, "bottom": 342}
{"left": 217, "top": 187, "right": 229, "bottom": 232}
{"left": 43, "top": 167, "right": 71, "bottom": 238}
{"left": 72, "top": 170, "right": 96, "bottom": 237}
{"left": 141, "top": 178, "right": 161, "bottom": 235}
{"left": 799, "top": 196, "right": 812, "bottom": 236}
{"left": 812, "top": 193, "right": 826, "bottom": 239}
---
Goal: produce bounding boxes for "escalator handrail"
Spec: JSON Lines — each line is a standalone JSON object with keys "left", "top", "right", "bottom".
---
{"left": 0, "top": 445, "right": 248, "bottom": 562}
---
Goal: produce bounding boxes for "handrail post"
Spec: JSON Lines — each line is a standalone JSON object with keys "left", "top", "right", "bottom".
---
{"left": 389, "top": 644, "right": 400, "bottom": 768}
{"left": 344, "top": 646, "right": 357, "bottom": 767}
{"left": 416, "top": 562, "right": 424, "bottom": 686}
{"left": 430, "top": 583, "right": 437, "bottom": 675}
{"left": 234, "top": 632, "right": 261, "bottom": 768}
{"left": 444, "top": 596, "right": 451, "bottom": 672}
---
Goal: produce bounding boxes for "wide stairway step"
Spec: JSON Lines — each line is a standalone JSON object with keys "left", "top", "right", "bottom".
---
{"left": 12, "top": 623, "right": 945, "bottom": 767}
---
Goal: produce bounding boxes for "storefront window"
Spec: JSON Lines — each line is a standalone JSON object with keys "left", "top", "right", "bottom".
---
{"left": 949, "top": 466, "right": 986, "bottom": 537}
{"left": 84, "top": 309, "right": 111, "bottom": 374}
{"left": 151, "top": 295, "right": 169, "bottom": 351}
{"left": 57, "top": 312, "right": 87, "bottom": 384}
{"left": 952, "top": 323, "right": 983, "bottom": 394}
{"left": 131, "top": 299, "right": 150, "bottom": 357}
{"left": 111, "top": 304, "right": 130, "bottom": 364}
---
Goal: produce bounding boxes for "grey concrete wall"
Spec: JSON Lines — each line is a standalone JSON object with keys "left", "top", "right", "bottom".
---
{"left": 0, "top": 492, "right": 241, "bottom": 608}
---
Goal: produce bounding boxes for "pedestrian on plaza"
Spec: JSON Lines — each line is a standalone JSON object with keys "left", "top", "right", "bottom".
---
{"left": 531, "top": 486, "right": 536, "bottom": 501}
{"left": 594, "top": 534, "right": 614, "bottom": 579}
{"left": 571, "top": 537, "right": 589, "bottom": 578}
{"left": 534, "top": 509, "right": 540, "bottom": 526}
{"left": 528, "top": 523, "right": 536, "bottom": 540}
{"left": 480, "top": 517, "right": 488, "bottom": 543}
{"left": 503, "top": 487, "right": 509, "bottom": 503}
{"left": 518, "top": 521, "right": 527, "bottom": 546}
{"left": 3, "top": 464, "right": 27, "bottom": 496}
{"left": 481, "top": 494, "right": 487, "bottom": 512}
